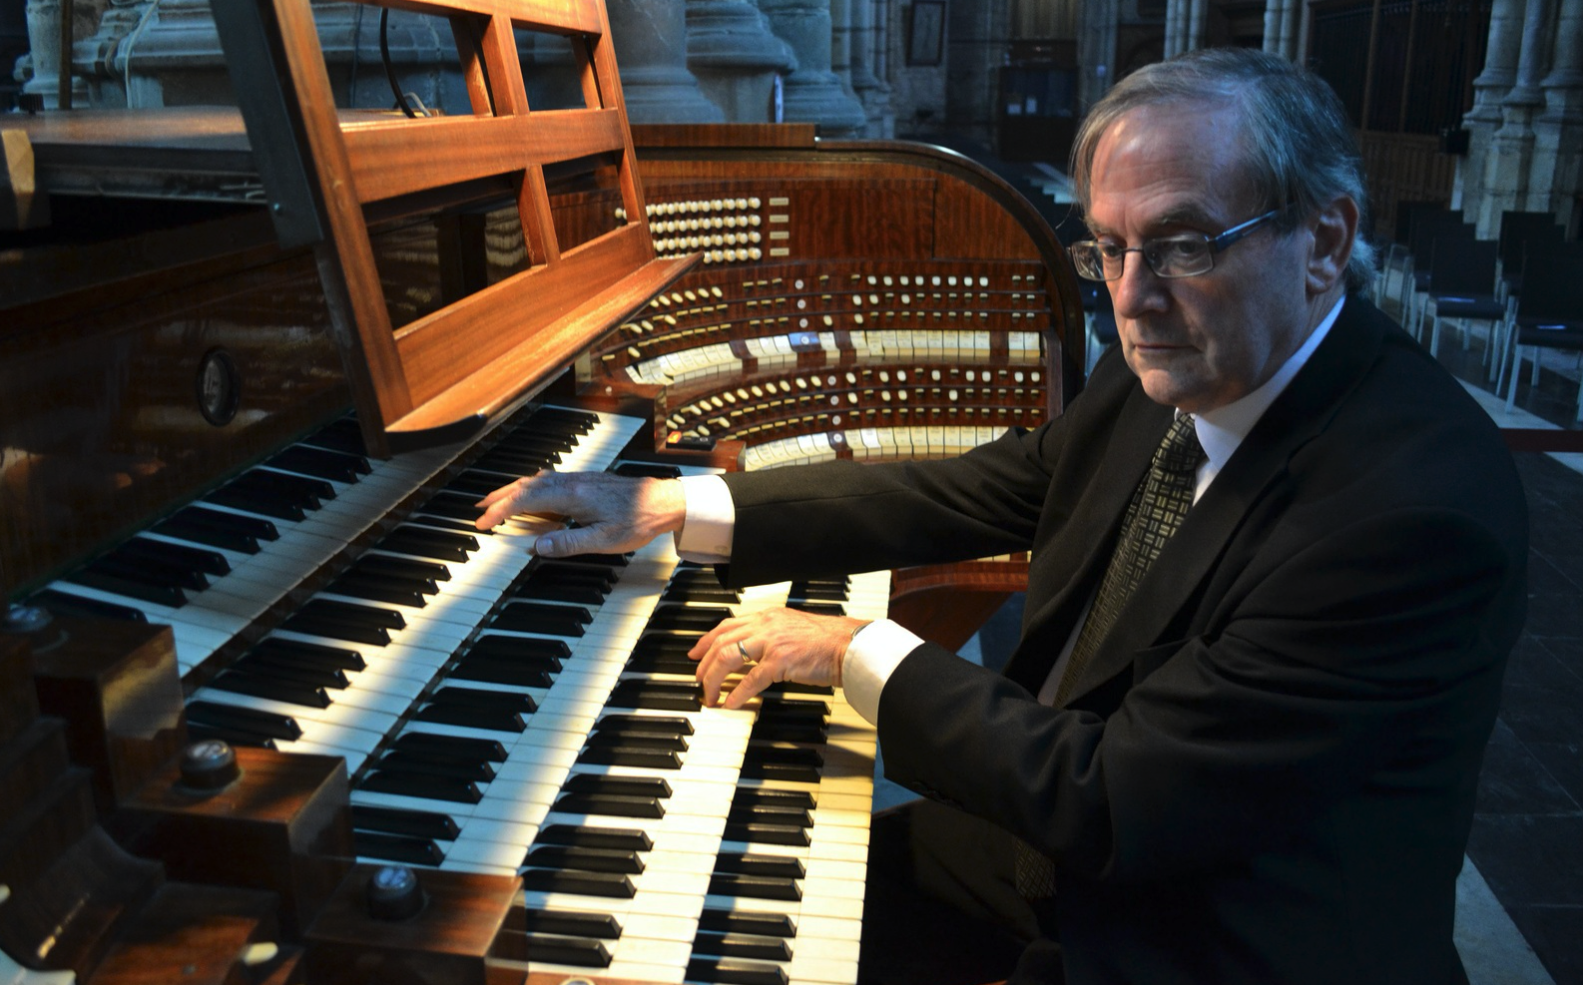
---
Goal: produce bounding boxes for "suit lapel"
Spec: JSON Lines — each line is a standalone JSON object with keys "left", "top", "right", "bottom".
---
{"left": 1052, "top": 299, "right": 1388, "bottom": 707}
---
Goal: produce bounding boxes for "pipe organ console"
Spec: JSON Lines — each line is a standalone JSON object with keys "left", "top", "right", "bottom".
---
{"left": 0, "top": 7, "right": 1080, "bottom": 980}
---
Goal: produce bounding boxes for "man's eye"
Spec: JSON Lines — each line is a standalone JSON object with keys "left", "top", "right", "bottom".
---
{"left": 1160, "top": 238, "right": 1208, "bottom": 258}
{"left": 1097, "top": 243, "right": 1127, "bottom": 260}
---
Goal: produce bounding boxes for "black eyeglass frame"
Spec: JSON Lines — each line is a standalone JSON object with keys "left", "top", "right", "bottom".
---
{"left": 1068, "top": 207, "right": 1289, "bottom": 282}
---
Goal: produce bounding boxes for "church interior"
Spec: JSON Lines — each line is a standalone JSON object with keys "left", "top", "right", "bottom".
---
{"left": 1, "top": 0, "right": 1581, "bottom": 982}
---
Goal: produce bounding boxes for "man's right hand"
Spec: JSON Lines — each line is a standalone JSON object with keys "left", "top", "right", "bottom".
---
{"left": 474, "top": 471, "right": 687, "bottom": 558}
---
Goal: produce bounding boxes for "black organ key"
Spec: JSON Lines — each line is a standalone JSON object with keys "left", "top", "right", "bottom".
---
{"left": 235, "top": 652, "right": 350, "bottom": 689}
{"left": 202, "top": 481, "right": 305, "bottom": 522}
{"left": 518, "top": 936, "right": 611, "bottom": 968}
{"left": 357, "top": 770, "right": 482, "bottom": 804}
{"left": 534, "top": 825, "right": 653, "bottom": 852}
{"left": 725, "top": 805, "right": 813, "bottom": 830}
{"left": 356, "top": 554, "right": 451, "bottom": 583}
{"left": 644, "top": 605, "right": 732, "bottom": 632}
{"left": 353, "top": 831, "right": 445, "bottom": 867}
{"left": 561, "top": 774, "right": 672, "bottom": 800}
{"left": 490, "top": 602, "right": 591, "bottom": 637}
{"left": 327, "top": 573, "right": 429, "bottom": 608}
{"left": 686, "top": 957, "right": 789, "bottom": 985}
{"left": 593, "top": 714, "right": 694, "bottom": 737}
{"left": 266, "top": 445, "right": 370, "bottom": 483}
{"left": 575, "top": 746, "right": 683, "bottom": 770}
{"left": 551, "top": 793, "right": 665, "bottom": 819}
{"left": 151, "top": 505, "right": 275, "bottom": 553}
{"left": 67, "top": 562, "right": 188, "bottom": 608}
{"left": 662, "top": 581, "right": 741, "bottom": 604}
{"left": 731, "top": 789, "right": 815, "bottom": 811}
{"left": 715, "top": 854, "right": 806, "bottom": 879}
{"left": 371, "top": 751, "right": 496, "bottom": 783}
{"left": 466, "top": 634, "right": 570, "bottom": 663}
{"left": 749, "top": 720, "right": 829, "bottom": 745}
{"left": 238, "top": 468, "right": 335, "bottom": 506}
{"left": 379, "top": 527, "right": 477, "bottom": 562}
{"left": 441, "top": 472, "right": 519, "bottom": 498}
{"left": 692, "top": 932, "right": 793, "bottom": 962}
{"left": 787, "top": 581, "right": 849, "bottom": 602}
{"left": 557, "top": 552, "right": 630, "bottom": 568}
{"left": 282, "top": 603, "right": 396, "bottom": 646}
{"left": 410, "top": 492, "right": 482, "bottom": 522}
{"left": 253, "top": 637, "right": 365, "bottom": 672}
{"left": 524, "top": 845, "right": 645, "bottom": 875}
{"left": 407, "top": 515, "right": 490, "bottom": 535}
{"left": 118, "top": 537, "right": 230, "bottom": 576}
{"left": 391, "top": 732, "right": 507, "bottom": 762}
{"left": 412, "top": 702, "right": 526, "bottom": 732}
{"left": 761, "top": 681, "right": 836, "bottom": 696}
{"left": 519, "top": 869, "right": 635, "bottom": 899}
{"left": 185, "top": 700, "right": 301, "bottom": 741}
{"left": 625, "top": 650, "right": 698, "bottom": 675}
{"left": 584, "top": 731, "right": 688, "bottom": 753}
{"left": 606, "top": 679, "right": 703, "bottom": 711}
{"left": 612, "top": 462, "right": 682, "bottom": 479}
{"left": 32, "top": 588, "right": 148, "bottom": 623}
{"left": 447, "top": 656, "right": 555, "bottom": 689}
{"left": 757, "top": 697, "right": 831, "bottom": 720}
{"left": 86, "top": 553, "right": 207, "bottom": 594}
{"left": 744, "top": 744, "right": 825, "bottom": 770}
{"left": 707, "top": 873, "right": 802, "bottom": 902}
{"left": 785, "top": 601, "right": 846, "bottom": 616}
{"left": 209, "top": 671, "right": 331, "bottom": 709}
{"left": 697, "top": 910, "right": 796, "bottom": 937}
{"left": 722, "top": 824, "right": 811, "bottom": 847}
{"left": 352, "top": 805, "right": 461, "bottom": 841}
{"left": 425, "top": 686, "right": 537, "bottom": 714}
{"left": 518, "top": 909, "right": 622, "bottom": 939}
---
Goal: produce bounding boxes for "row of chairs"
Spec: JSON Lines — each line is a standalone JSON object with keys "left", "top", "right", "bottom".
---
{"left": 1382, "top": 205, "right": 1583, "bottom": 421}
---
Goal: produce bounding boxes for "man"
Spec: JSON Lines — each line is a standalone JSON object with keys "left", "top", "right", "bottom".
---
{"left": 477, "top": 48, "right": 1527, "bottom": 985}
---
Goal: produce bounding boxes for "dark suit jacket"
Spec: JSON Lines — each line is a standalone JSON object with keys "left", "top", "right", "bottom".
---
{"left": 718, "top": 297, "right": 1528, "bottom": 985}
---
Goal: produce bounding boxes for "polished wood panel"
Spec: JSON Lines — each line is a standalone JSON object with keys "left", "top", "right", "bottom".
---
{"left": 117, "top": 746, "right": 354, "bottom": 938}
{"left": 29, "top": 618, "right": 186, "bottom": 812}
{"left": 306, "top": 866, "right": 517, "bottom": 985}
{"left": 889, "top": 558, "right": 1031, "bottom": 652}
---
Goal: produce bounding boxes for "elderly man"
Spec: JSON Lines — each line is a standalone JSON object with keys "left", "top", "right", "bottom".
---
{"left": 478, "top": 48, "right": 1526, "bottom": 985}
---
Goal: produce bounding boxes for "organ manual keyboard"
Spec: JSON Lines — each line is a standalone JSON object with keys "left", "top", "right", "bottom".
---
{"left": 1, "top": 0, "right": 1079, "bottom": 975}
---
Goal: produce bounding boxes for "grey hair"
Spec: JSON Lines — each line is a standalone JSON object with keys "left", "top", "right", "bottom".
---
{"left": 1070, "top": 47, "right": 1376, "bottom": 295}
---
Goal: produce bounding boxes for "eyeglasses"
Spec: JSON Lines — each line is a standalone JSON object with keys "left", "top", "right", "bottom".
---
{"left": 1068, "top": 208, "right": 1286, "bottom": 282}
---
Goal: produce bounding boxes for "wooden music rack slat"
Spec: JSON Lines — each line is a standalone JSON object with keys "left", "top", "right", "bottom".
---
{"left": 211, "top": 0, "right": 698, "bottom": 457}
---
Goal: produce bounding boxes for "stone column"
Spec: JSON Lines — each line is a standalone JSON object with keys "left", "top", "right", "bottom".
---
{"left": 1530, "top": 0, "right": 1583, "bottom": 231}
{"left": 1458, "top": 0, "right": 1526, "bottom": 223}
{"left": 848, "top": 0, "right": 888, "bottom": 134}
{"left": 1476, "top": 0, "right": 1554, "bottom": 232}
{"left": 686, "top": 0, "right": 796, "bottom": 122}
{"left": 1186, "top": 0, "right": 1207, "bottom": 52}
{"left": 609, "top": 0, "right": 724, "bottom": 122}
{"left": 20, "top": 0, "right": 86, "bottom": 107}
{"left": 759, "top": 0, "right": 867, "bottom": 135}
{"left": 1162, "top": 0, "right": 1184, "bottom": 58}
{"left": 943, "top": 0, "right": 1005, "bottom": 148}
{"left": 868, "top": 0, "right": 894, "bottom": 135}
{"left": 1262, "top": 0, "right": 1299, "bottom": 59}
{"left": 829, "top": 0, "right": 852, "bottom": 88}
{"left": 1077, "top": 0, "right": 1117, "bottom": 112}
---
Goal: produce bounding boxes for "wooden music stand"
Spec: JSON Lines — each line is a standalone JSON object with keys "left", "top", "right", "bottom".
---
{"left": 212, "top": 0, "right": 697, "bottom": 457}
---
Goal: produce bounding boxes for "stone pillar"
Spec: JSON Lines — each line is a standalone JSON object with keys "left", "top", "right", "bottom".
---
{"left": 608, "top": 0, "right": 724, "bottom": 122}
{"left": 848, "top": 0, "right": 888, "bottom": 134}
{"left": 759, "top": 0, "right": 867, "bottom": 135}
{"left": 1476, "top": 0, "right": 1554, "bottom": 232}
{"left": 20, "top": 0, "right": 86, "bottom": 107}
{"left": 1077, "top": 0, "right": 1117, "bottom": 112}
{"left": 1458, "top": 0, "right": 1526, "bottom": 223}
{"left": 1163, "top": 0, "right": 1184, "bottom": 58}
{"left": 1186, "top": 0, "right": 1207, "bottom": 52}
{"left": 829, "top": 0, "right": 852, "bottom": 87}
{"left": 686, "top": 0, "right": 796, "bottom": 122}
{"left": 868, "top": 0, "right": 894, "bottom": 135}
{"left": 1262, "top": 0, "right": 1299, "bottom": 59}
{"left": 1530, "top": 0, "right": 1583, "bottom": 232}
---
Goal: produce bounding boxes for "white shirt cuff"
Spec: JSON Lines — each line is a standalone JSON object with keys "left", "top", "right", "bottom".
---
{"left": 842, "top": 619, "right": 924, "bottom": 727}
{"left": 674, "top": 474, "right": 735, "bottom": 562}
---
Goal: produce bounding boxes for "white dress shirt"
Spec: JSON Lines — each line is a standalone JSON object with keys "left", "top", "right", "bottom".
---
{"left": 674, "top": 297, "right": 1346, "bottom": 725}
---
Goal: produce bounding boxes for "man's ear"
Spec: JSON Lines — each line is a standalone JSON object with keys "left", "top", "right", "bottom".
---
{"left": 1305, "top": 196, "right": 1358, "bottom": 295}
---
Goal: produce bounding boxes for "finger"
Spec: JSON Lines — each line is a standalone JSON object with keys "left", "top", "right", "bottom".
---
{"left": 689, "top": 616, "right": 750, "bottom": 661}
{"left": 723, "top": 660, "right": 775, "bottom": 710}
{"left": 696, "top": 631, "right": 753, "bottom": 706}
{"left": 474, "top": 477, "right": 532, "bottom": 528}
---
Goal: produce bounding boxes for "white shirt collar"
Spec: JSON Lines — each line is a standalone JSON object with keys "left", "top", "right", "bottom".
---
{"left": 1190, "top": 295, "right": 1345, "bottom": 498}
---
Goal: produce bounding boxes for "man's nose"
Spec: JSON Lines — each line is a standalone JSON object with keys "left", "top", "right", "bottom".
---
{"left": 1109, "top": 252, "right": 1169, "bottom": 319}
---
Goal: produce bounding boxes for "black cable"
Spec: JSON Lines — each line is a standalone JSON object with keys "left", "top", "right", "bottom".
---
{"left": 379, "top": 7, "right": 418, "bottom": 118}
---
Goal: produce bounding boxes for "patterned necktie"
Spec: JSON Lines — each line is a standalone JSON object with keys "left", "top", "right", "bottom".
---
{"left": 1015, "top": 413, "right": 1205, "bottom": 901}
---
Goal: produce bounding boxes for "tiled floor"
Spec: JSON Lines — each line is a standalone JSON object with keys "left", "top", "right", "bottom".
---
{"left": 1447, "top": 335, "right": 1583, "bottom": 985}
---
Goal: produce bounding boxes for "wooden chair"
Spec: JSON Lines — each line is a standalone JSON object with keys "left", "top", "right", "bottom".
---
{"left": 211, "top": 0, "right": 697, "bottom": 456}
